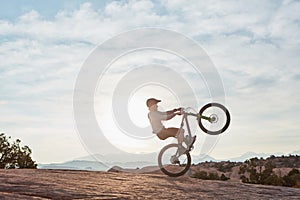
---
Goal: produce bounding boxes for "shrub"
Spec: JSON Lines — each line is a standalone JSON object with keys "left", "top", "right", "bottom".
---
{"left": 192, "top": 170, "right": 229, "bottom": 181}
{"left": 283, "top": 169, "right": 300, "bottom": 187}
{"left": 220, "top": 173, "right": 230, "bottom": 181}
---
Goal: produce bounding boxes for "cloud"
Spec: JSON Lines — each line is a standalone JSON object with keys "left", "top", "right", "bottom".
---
{"left": 0, "top": 0, "right": 299, "bottom": 162}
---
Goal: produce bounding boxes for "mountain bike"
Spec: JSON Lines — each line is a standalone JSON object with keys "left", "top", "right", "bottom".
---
{"left": 158, "top": 103, "right": 231, "bottom": 177}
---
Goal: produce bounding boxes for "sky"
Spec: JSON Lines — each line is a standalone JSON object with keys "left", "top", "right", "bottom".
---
{"left": 0, "top": 0, "right": 299, "bottom": 164}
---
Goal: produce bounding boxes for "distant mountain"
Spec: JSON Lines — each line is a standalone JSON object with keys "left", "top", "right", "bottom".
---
{"left": 229, "top": 152, "right": 271, "bottom": 162}
{"left": 74, "top": 153, "right": 157, "bottom": 163}
{"left": 192, "top": 154, "right": 219, "bottom": 164}
{"left": 192, "top": 151, "right": 288, "bottom": 163}
{"left": 76, "top": 150, "right": 300, "bottom": 164}
{"left": 38, "top": 160, "right": 109, "bottom": 171}
{"left": 228, "top": 151, "right": 300, "bottom": 162}
{"left": 290, "top": 150, "right": 300, "bottom": 155}
{"left": 39, "top": 150, "right": 300, "bottom": 171}
{"left": 106, "top": 161, "right": 156, "bottom": 168}
{"left": 38, "top": 159, "right": 156, "bottom": 171}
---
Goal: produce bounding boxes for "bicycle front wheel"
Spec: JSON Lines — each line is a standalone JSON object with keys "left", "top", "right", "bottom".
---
{"left": 158, "top": 144, "right": 191, "bottom": 177}
{"left": 198, "top": 103, "right": 231, "bottom": 135}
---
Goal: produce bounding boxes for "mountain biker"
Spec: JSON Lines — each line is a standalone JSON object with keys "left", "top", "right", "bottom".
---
{"left": 146, "top": 98, "right": 196, "bottom": 152}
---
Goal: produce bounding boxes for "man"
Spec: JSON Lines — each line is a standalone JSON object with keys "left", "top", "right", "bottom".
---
{"left": 146, "top": 98, "right": 196, "bottom": 153}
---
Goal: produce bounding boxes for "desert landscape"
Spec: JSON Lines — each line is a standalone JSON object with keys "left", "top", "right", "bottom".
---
{"left": 0, "top": 169, "right": 300, "bottom": 199}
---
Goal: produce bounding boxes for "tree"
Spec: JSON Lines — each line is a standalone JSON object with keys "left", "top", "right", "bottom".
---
{"left": 0, "top": 133, "right": 11, "bottom": 168}
{"left": 0, "top": 133, "right": 37, "bottom": 169}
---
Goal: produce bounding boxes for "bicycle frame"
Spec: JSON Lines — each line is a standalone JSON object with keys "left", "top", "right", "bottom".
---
{"left": 178, "top": 111, "right": 210, "bottom": 138}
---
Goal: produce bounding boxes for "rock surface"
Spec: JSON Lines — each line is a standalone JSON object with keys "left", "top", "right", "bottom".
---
{"left": 0, "top": 169, "right": 299, "bottom": 199}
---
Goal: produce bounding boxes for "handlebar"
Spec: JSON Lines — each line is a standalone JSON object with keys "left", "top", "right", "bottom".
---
{"left": 179, "top": 108, "right": 198, "bottom": 118}
{"left": 185, "top": 112, "right": 198, "bottom": 117}
{"left": 184, "top": 110, "right": 212, "bottom": 122}
{"left": 180, "top": 108, "right": 210, "bottom": 121}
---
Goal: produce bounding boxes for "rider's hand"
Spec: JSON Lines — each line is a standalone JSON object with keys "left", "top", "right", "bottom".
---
{"left": 173, "top": 108, "right": 181, "bottom": 112}
{"left": 176, "top": 108, "right": 184, "bottom": 115}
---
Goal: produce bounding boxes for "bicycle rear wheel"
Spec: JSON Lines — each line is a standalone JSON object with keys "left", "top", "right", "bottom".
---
{"left": 198, "top": 103, "right": 230, "bottom": 135}
{"left": 158, "top": 143, "right": 191, "bottom": 177}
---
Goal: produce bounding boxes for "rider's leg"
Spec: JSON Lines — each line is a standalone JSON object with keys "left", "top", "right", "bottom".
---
{"left": 176, "top": 129, "right": 188, "bottom": 155}
{"left": 157, "top": 128, "right": 183, "bottom": 143}
{"left": 157, "top": 128, "right": 187, "bottom": 155}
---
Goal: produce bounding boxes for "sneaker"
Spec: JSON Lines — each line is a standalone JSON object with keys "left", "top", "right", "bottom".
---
{"left": 183, "top": 135, "right": 190, "bottom": 146}
{"left": 170, "top": 155, "right": 180, "bottom": 164}
{"left": 187, "top": 136, "right": 196, "bottom": 150}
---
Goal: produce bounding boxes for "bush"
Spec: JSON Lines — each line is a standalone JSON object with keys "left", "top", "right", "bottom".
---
{"left": 220, "top": 173, "right": 230, "bottom": 181}
{"left": 192, "top": 170, "right": 230, "bottom": 181}
{"left": 263, "top": 174, "right": 283, "bottom": 186}
{"left": 208, "top": 172, "right": 219, "bottom": 180}
{"left": 215, "top": 162, "right": 236, "bottom": 173}
{"left": 240, "top": 175, "right": 249, "bottom": 183}
{"left": 283, "top": 169, "right": 300, "bottom": 187}
{"left": 192, "top": 171, "right": 208, "bottom": 179}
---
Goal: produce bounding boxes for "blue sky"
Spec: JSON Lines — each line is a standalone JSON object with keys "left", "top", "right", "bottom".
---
{"left": 0, "top": 0, "right": 299, "bottom": 163}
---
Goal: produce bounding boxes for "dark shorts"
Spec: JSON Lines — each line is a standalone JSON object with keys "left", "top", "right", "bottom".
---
{"left": 157, "top": 128, "right": 179, "bottom": 140}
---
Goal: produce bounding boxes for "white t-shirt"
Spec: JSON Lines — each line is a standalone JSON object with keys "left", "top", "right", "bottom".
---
{"left": 148, "top": 111, "right": 168, "bottom": 133}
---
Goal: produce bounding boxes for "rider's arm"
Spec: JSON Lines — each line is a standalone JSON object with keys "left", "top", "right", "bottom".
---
{"left": 151, "top": 108, "right": 182, "bottom": 121}
{"left": 165, "top": 112, "right": 176, "bottom": 120}
{"left": 153, "top": 111, "right": 175, "bottom": 121}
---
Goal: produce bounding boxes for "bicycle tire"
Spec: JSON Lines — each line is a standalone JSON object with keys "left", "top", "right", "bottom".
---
{"left": 198, "top": 103, "right": 231, "bottom": 135}
{"left": 158, "top": 143, "right": 191, "bottom": 177}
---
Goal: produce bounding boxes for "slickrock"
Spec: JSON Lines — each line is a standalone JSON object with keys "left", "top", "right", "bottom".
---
{"left": 0, "top": 169, "right": 299, "bottom": 199}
